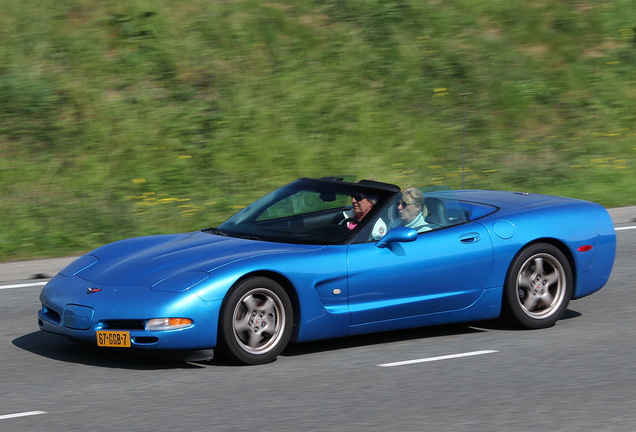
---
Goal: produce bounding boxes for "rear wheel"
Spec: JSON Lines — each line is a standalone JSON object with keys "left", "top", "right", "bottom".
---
{"left": 503, "top": 243, "right": 573, "bottom": 329}
{"left": 219, "top": 277, "right": 293, "bottom": 365}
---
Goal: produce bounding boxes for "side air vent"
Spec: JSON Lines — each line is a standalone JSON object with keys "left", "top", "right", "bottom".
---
{"left": 133, "top": 337, "right": 159, "bottom": 344}
{"left": 41, "top": 305, "right": 61, "bottom": 325}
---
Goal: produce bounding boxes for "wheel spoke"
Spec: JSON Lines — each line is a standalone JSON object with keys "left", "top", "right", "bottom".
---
{"left": 234, "top": 315, "right": 251, "bottom": 334}
{"left": 534, "top": 258, "right": 545, "bottom": 277}
{"left": 545, "top": 271, "right": 560, "bottom": 287}
{"left": 541, "top": 291, "right": 554, "bottom": 308}
{"left": 518, "top": 273, "right": 533, "bottom": 289}
{"left": 247, "top": 330, "right": 263, "bottom": 348}
{"left": 262, "top": 298, "right": 277, "bottom": 317}
{"left": 242, "top": 294, "right": 259, "bottom": 313}
{"left": 523, "top": 294, "right": 539, "bottom": 311}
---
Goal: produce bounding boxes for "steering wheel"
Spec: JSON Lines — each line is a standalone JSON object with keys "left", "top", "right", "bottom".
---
{"left": 339, "top": 217, "right": 359, "bottom": 227}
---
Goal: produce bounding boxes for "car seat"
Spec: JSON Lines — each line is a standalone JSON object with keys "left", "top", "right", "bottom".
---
{"left": 424, "top": 197, "right": 448, "bottom": 226}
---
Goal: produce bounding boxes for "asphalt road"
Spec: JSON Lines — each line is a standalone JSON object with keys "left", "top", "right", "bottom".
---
{"left": 1, "top": 229, "right": 635, "bottom": 431}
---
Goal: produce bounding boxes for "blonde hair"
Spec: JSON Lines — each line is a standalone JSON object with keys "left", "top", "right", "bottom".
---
{"left": 402, "top": 188, "right": 428, "bottom": 217}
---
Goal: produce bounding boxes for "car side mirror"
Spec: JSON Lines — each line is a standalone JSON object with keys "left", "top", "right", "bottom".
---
{"left": 375, "top": 226, "right": 417, "bottom": 248}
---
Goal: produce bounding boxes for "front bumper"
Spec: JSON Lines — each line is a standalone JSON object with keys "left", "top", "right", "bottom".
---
{"left": 38, "top": 274, "right": 222, "bottom": 354}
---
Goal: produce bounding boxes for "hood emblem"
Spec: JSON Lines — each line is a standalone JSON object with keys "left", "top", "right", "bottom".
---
{"left": 86, "top": 287, "right": 102, "bottom": 294}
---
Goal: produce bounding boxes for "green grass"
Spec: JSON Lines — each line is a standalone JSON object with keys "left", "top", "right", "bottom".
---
{"left": 1, "top": 0, "right": 636, "bottom": 261}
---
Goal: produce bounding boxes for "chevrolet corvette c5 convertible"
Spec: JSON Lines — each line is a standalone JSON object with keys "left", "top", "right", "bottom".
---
{"left": 38, "top": 177, "right": 616, "bottom": 364}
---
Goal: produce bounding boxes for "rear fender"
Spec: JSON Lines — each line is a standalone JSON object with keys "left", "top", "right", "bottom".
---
{"left": 481, "top": 202, "right": 615, "bottom": 299}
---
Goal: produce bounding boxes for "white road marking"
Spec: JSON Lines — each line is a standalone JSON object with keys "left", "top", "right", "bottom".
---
{"left": 0, "top": 281, "right": 48, "bottom": 290}
{"left": 377, "top": 350, "right": 498, "bottom": 367}
{"left": 615, "top": 225, "right": 636, "bottom": 231}
{"left": 0, "top": 411, "right": 47, "bottom": 420}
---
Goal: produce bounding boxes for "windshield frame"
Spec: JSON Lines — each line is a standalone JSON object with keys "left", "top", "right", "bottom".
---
{"left": 216, "top": 178, "right": 401, "bottom": 245}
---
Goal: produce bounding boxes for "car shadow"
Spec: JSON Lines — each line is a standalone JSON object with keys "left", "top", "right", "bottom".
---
{"left": 459, "top": 308, "right": 582, "bottom": 331}
{"left": 560, "top": 308, "right": 583, "bottom": 320}
{"left": 12, "top": 331, "right": 205, "bottom": 370}
{"left": 15, "top": 310, "right": 583, "bottom": 368}
{"left": 280, "top": 322, "right": 488, "bottom": 358}
{"left": 281, "top": 308, "right": 583, "bottom": 358}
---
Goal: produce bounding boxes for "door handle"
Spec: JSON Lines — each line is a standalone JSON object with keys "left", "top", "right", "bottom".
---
{"left": 459, "top": 232, "right": 482, "bottom": 244}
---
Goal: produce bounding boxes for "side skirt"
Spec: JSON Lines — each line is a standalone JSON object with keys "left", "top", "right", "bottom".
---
{"left": 348, "top": 287, "right": 503, "bottom": 336}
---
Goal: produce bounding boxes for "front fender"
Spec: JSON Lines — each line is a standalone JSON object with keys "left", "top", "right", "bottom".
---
{"left": 191, "top": 246, "right": 352, "bottom": 342}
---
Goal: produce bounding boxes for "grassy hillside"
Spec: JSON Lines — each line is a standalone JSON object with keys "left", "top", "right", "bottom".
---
{"left": 1, "top": 0, "right": 635, "bottom": 261}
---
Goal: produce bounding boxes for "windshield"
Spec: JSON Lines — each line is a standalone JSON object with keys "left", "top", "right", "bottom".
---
{"left": 217, "top": 179, "right": 398, "bottom": 245}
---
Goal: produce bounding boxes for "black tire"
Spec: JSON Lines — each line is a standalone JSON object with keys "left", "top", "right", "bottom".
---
{"left": 502, "top": 243, "right": 573, "bottom": 329}
{"left": 219, "top": 277, "right": 293, "bottom": 365}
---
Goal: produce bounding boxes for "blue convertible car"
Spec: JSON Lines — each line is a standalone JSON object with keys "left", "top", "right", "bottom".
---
{"left": 38, "top": 177, "right": 616, "bottom": 364}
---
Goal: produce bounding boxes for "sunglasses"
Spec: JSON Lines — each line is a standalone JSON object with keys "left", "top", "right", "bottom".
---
{"left": 351, "top": 194, "right": 368, "bottom": 201}
{"left": 397, "top": 200, "right": 413, "bottom": 208}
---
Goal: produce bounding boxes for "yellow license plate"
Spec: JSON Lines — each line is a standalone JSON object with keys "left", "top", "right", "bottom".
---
{"left": 97, "top": 331, "right": 131, "bottom": 348}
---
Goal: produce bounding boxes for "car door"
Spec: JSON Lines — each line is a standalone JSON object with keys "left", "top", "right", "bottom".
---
{"left": 347, "top": 221, "right": 493, "bottom": 326}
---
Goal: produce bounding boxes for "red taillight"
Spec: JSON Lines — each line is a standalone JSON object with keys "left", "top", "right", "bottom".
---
{"left": 578, "top": 245, "right": 593, "bottom": 252}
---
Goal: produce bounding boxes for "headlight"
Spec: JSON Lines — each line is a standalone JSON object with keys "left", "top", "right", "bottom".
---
{"left": 146, "top": 318, "right": 193, "bottom": 331}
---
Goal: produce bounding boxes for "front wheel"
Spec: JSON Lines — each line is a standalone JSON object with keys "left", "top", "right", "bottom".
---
{"left": 219, "top": 277, "right": 293, "bottom": 365}
{"left": 502, "top": 243, "right": 573, "bottom": 329}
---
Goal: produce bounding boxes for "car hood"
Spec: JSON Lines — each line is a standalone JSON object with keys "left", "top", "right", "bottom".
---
{"left": 74, "top": 231, "right": 324, "bottom": 287}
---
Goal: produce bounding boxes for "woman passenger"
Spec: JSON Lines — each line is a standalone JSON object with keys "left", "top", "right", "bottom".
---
{"left": 389, "top": 188, "right": 431, "bottom": 233}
